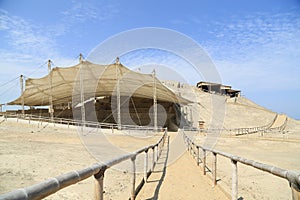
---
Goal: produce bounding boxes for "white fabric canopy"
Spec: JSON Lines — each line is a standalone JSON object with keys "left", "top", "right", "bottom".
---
{"left": 9, "top": 61, "right": 191, "bottom": 106}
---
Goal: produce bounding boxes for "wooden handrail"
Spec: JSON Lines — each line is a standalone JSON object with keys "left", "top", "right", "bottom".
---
{"left": 182, "top": 130, "right": 300, "bottom": 200}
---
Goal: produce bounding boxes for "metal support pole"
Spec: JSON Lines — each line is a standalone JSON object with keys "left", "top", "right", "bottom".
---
{"left": 79, "top": 59, "right": 85, "bottom": 128}
{"left": 212, "top": 152, "right": 217, "bottom": 186}
{"left": 231, "top": 159, "right": 238, "bottom": 200}
{"left": 20, "top": 75, "right": 24, "bottom": 116}
{"left": 203, "top": 149, "right": 206, "bottom": 175}
{"left": 94, "top": 169, "right": 105, "bottom": 200}
{"left": 144, "top": 150, "right": 148, "bottom": 182}
{"left": 116, "top": 57, "right": 121, "bottom": 130}
{"left": 152, "top": 69, "right": 157, "bottom": 131}
{"left": 48, "top": 60, "right": 54, "bottom": 122}
{"left": 131, "top": 156, "right": 136, "bottom": 200}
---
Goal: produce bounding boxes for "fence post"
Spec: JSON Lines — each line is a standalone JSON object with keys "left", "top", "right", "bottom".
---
{"left": 94, "top": 168, "right": 106, "bottom": 200}
{"left": 131, "top": 156, "right": 136, "bottom": 200}
{"left": 144, "top": 150, "right": 148, "bottom": 182}
{"left": 203, "top": 149, "right": 206, "bottom": 175}
{"left": 197, "top": 146, "right": 200, "bottom": 166}
{"left": 152, "top": 147, "right": 155, "bottom": 171}
{"left": 212, "top": 152, "right": 217, "bottom": 186}
{"left": 156, "top": 145, "right": 159, "bottom": 161}
{"left": 231, "top": 159, "right": 238, "bottom": 200}
{"left": 291, "top": 187, "right": 300, "bottom": 200}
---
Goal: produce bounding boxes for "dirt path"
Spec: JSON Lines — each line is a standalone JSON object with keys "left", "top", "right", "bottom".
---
{"left": 136, "top": 137, "right": 229, "bottom": 200}
{"left": 270, "top": 114, "right": 287, "bottom": 128}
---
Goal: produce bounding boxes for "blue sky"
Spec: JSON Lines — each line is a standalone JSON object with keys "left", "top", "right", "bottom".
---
{"left": 0, "top": 0, "right": 299, "bottom": 119}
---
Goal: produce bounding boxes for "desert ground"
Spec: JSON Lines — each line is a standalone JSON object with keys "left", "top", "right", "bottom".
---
{"left": 0, "top": 118, "right": 164, "bottom": 200}
{"left": 0, "top": 115, "right": 300, "bottom": 199}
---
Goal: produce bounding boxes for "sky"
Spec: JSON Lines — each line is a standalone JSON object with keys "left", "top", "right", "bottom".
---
{"left": 0, "top": 0, "right": 299, "bottom": 119}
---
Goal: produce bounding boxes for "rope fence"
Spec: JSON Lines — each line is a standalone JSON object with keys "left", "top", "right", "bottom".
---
{"left": 0, "top": 113, "right": 162, "bottom": 131}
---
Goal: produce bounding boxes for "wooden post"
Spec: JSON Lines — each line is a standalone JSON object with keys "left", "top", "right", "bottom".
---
{"left": 291, "top": 187, "right": 300, "bottom": 200}
{"left": 131, "top": 156, "right": 136, "bottom": 200}
{"left": 203, "top": 149, "right": 206, "bottom": 175}
{"left": 94, "top": 169, "right": 105, "bottom": 200}
{"left": 231, "top": 159, "right": 238, "bottom": 200}
{"left": 144, "top": 150, "right": 148, "bottom": 182}
{"left": 152, "top": 147, "right": 155, "bottom": 171}
{"left": 197, "top": 146, "right": 200, "bottom": 166}
{"left": 156, "top": 145, "right": 159, "bottom": 161}
{"left": 212, "top": 152, "right": 217, "bottom": 186}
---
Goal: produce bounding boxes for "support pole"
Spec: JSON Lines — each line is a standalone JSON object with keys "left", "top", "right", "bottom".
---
{"left": 79, "top": 53, "right": 83, "bottom": 63}
{"left": 94, "top": 169, "right": 105, "bottom": 200}
{"left": 156, "top": 145, "right": 159, "bottom": 161}
{"left": 197, "top": 146, "right": 200, "bottom": 166}
{"left": 231, "top": 159, "right": 238, "bottom": 200}
{"left": 203, "top": 149, "right": 206, "bottom": 175}
{"left": 152, "top": 69, "right": 157, "bottom": 132}
{"left": 212, "top": 152, "right": 217, "bottom": 186}
{"left": 131, "top": 156, "right": 136, "bottom": 200}
{"left": 116, "top": 57, "right": 121, "bottom": 130}
{"left": 144, "top": 150, "right": 148, "bottom": 182}
{"left": 48, "top": 60, "right": 54, "bottom": 122}
{"left": 291, "top": 187, "right": 300, "bottom": 200}
{"left": 152, "top": 147, "right": 155, "bottom": 171}
{"left": 20, "top": 75, "right": 24, "bottom": 116}
{"left": 189, "top": 105, "right": 193, "bottom": 125}
{"left": 79, "top": 57, "right": 85, "bottom": 128}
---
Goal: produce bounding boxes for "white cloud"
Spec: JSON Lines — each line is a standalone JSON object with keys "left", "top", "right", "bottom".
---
{"left": 0, "top": 9, "right": 59, "bottom": 63}
{"left": 200, "top": 12, "right": 300, "bottom": 91}
{"left": 60, "top": 1, "right": 119, "bottom": 33}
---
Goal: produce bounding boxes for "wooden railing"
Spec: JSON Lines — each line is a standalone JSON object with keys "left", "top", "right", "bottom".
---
{"left": 182, "top": 130, "right": 300, "bottom": 200}
{"left": 183, "top": 114, "right": 287, "bottom": 136}
{"left": 0, "top": 130, "right": 168, "bottom": 200}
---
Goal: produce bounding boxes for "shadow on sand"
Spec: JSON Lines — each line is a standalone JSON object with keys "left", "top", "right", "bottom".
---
{"left": 144, "top": 136, "right": 170, "bottom": 200}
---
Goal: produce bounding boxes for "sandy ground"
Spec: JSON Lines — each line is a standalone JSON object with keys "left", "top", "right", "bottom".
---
{"left": 192, "top": 131, "right": 300, "bottom": 200}
{"left": 137, "top": 135, "right": 229, "bottom": 200}
{"left": 0, "top": 118, "right": 161, "bottom": 200}
{"left": 1, "top": 117, "right": 300, "bottom": 199}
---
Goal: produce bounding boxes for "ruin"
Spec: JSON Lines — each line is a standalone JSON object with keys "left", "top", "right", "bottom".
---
{"left": 196, "top": 81, "right": 240, "bottom": 98}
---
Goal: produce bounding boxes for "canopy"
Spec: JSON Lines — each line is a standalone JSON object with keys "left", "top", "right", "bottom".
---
{"left": 8, "top": 61, "right": 191, "bottom": 107}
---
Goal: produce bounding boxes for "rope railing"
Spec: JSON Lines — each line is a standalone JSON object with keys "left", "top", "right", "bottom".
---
{"left": 0, "top": 129, "right": 168, "bottom": 200}
{"left": 182, "top": 130, "right": 300, "bottom": 200}
{"left": 0, "top": 113, "right": 162, "bottom": 131}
